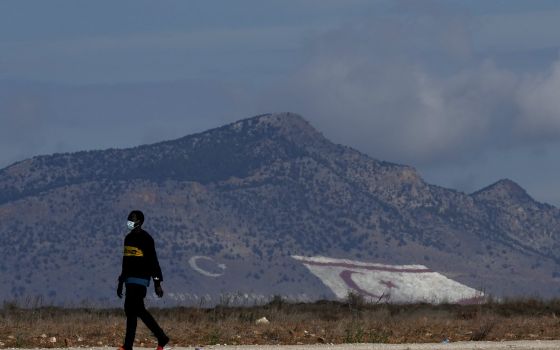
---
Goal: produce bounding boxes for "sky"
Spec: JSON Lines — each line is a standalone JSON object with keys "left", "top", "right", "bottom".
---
{"left": 2, "top": 0, "right": 560, "bottom": 205}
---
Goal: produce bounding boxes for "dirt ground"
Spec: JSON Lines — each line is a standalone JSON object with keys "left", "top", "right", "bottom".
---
{"left": 5, "top": 342, "right": 560, "bottom": 350}
{"left": 4, "top": 300, "right": 560, "bottom": 348}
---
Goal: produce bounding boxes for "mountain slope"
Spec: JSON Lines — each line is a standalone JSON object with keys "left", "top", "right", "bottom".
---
{"left": 1, "top": 112, "right": 559, "bottom": 304}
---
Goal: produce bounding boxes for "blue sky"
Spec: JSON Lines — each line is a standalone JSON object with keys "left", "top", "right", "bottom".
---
{"left": 2, "top": 0, "right": 560, "bottom": 205}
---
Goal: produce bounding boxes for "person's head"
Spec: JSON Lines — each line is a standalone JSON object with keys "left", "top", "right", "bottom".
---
{"left": 127, "top": 210, "right": 144, "bottom": 230}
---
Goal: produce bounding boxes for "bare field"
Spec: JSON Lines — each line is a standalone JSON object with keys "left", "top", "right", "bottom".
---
{"left": 2, "top": 299, "right": 560, "bottom": 348}
{"left": 3, "top": 343, "right": 560, "bottom": 350}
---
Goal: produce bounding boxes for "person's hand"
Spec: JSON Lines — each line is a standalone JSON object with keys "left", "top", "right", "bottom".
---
{"left": 117, "top": 281, "right": 123, "bottom": 298}
{"left": 154, "top": 280, "right": 164, "bottom": 298}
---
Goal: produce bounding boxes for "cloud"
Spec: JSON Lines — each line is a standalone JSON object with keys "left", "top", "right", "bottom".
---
{"left": 516, "top": 60, "right": 560, "bottom": 140}
{"left": 259, "top": 6, "right": 560, "bottom": 167}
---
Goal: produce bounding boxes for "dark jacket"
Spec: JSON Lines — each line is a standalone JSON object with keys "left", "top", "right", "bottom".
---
{"left": 118, "top": 227, "right": 163, "bottom": 283}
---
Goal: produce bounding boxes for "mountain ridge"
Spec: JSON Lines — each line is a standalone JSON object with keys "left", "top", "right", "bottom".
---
{"left": 0, "top": 112, "right": 417, "bottom": 204}
{"left": 1, "top": 112, "right": 560, "bottom": 304}
{"left": 471, "top": 178, "right": 543, "bottom": 207}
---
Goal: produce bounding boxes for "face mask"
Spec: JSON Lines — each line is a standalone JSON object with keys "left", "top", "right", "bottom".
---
{"left": 127, "top": 220, "right": 136, "bottom": 230}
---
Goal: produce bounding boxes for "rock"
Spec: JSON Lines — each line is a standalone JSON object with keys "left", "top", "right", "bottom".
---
{"left": 7, "top": 336, "right": 15, "bottom": 340}
{"left": 40, "top": 334, "right": 47, "bottom": 338}
{"left": 255, "top": 317, "right": 270, "bottom": 325}
{"left": 49, "top": 337, "right": 57, "bottom": 343}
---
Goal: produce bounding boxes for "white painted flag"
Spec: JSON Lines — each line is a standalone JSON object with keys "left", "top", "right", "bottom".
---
{"left": 293, "top": 255, "right": 483, "bottom": 304}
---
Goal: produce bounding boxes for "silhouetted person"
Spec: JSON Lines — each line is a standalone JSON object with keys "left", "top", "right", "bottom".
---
{"left": 117, "top": 210, "right": 169, "bottom": 350}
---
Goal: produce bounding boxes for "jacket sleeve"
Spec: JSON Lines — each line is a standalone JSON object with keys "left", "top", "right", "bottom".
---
{"left": 149, "top": 237, "right": 163, "bottom": 282}
{"left": 118, "top": 237, "right": 126, "bottom": 283}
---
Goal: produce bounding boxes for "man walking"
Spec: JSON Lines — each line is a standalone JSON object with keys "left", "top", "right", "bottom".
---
{"left": 117, "top": 210, "right": 169, "bottom": 350}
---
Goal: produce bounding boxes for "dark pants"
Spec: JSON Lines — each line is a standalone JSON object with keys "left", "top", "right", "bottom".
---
{"left": 124, "top": 284, "right": 168, "bottom": 350}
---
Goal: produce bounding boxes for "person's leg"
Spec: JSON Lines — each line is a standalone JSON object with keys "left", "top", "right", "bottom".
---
{"left": 138, "top": 308, "right": 168, "bottom": 345}
{"left": 123, "top": 285, "right": 143, "bottom": 350}
{"left": 135, "top": 287, "right": 169, "bottom": 346}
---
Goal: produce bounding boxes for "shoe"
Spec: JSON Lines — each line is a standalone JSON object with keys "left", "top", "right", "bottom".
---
{"left": 117, "top": 346, "right": 127, "bottom": 350}
{"left": 156, "top": 335, "right": 170, "bottom": 350}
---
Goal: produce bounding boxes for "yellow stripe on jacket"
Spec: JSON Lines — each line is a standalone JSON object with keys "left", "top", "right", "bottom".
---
{"left": 124, "top": 246, "right": 144, "bottom": 257}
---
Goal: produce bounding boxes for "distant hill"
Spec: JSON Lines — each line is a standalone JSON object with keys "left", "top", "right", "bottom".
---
{"left": 1, "top": 112, "right": 559, "bottom": 305}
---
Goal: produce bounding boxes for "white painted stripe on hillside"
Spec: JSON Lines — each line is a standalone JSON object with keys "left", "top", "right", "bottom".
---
{"left": 292, "top": 255, "right": 483, "bottom": 304}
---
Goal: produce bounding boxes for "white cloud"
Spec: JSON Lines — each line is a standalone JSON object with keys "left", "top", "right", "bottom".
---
{"left": 516, "top": 60, "right": 560, "bottom": 139}
{"left": 260, "top": 9, "right": 560, "bottom": 167}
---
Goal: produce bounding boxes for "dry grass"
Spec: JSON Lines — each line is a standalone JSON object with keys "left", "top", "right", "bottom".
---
{"left": 3, "top": 296, "right": 560, "bottom": 348}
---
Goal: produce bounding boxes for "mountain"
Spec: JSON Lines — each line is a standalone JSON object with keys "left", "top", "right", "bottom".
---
{"left": 1, "top": 112, "right": 560, "bottom": 305}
